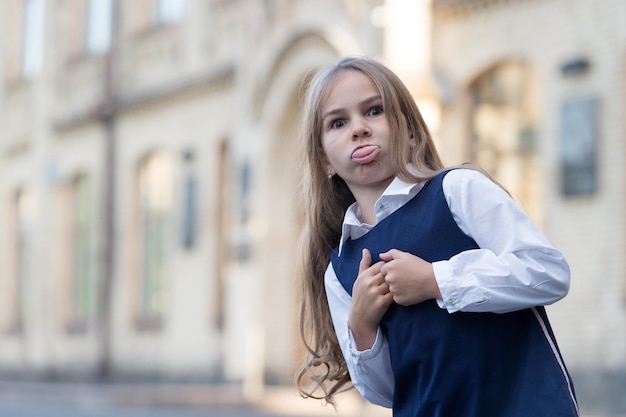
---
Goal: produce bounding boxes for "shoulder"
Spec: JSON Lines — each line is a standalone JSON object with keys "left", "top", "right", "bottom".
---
{"left": 442, "top": 168, "right": 509, "bottom": 204}
{"left": 442, "top": 167, "right": 490, "bottom": 189}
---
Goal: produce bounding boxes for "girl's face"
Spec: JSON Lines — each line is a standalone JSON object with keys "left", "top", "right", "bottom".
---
{"left": 320, "top": 70, "right": 395, "bottom": 198}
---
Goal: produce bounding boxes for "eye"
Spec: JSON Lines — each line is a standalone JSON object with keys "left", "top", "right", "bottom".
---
{"left": 330, "top": 119, "right": 346, "bottom": 129}
{"left": 367, "top": 106, "right": 384, "bottom": 117}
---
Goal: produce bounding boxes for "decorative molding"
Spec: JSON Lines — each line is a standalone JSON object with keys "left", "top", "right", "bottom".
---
{"left": 53, "top": 64, "right": 235, "bottom": 132}
{"left": 433, "top": 0, "right": 532, "bottom": 20}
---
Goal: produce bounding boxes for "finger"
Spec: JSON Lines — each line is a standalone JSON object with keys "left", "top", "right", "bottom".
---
{"left": 382, "top": 290, "right": 394, "bottom": 305}
{"left": 358, "top": 248, "right": 372, "bottom": 274}
{"left": 379, "top": 249, "right": 401, "bottom": 261}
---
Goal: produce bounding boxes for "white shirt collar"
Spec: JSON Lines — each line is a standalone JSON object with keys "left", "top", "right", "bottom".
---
{"left": 337, "top": 174, "right": 425, "bottom": 255}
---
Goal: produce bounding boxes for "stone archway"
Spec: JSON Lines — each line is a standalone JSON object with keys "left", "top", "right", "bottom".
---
{"left": 255, "top": 35, "right": 342, "bottom": 384}
{"left": 467, "top": 60, "right": 543, "bottom": 224}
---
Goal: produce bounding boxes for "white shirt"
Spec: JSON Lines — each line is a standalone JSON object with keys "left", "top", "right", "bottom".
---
{"left": 324, "top": 168, "right": 571, "bottom": 408}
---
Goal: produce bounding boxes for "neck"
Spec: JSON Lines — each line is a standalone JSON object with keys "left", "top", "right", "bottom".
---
{"left": 351, "top": 183, "right": 390, "bottom": 226}
{"left": 357, "top": 198, "right": 379, "bottom": 225}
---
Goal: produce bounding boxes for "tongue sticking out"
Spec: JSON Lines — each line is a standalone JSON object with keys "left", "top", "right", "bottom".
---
{"left": 351, "top": 145, "right": 381, "bottom": 164}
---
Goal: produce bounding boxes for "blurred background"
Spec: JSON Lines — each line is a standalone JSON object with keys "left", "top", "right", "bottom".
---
{"left": 0, "top": 0, "right": 624, "bottom": 416}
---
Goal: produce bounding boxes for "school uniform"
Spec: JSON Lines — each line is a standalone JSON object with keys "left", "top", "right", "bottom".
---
{"left": 326, "top": 169, "right": 579, "bottom": 417}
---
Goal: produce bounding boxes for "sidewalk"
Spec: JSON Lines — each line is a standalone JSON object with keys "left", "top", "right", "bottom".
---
{"left": 0, "top": 381, "right": 619, "bottom": 417}
{"left": 0, "top": 381, "right": 391, "bottom": 417}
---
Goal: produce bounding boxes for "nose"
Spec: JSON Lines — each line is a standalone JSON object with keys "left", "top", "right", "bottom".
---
{"left": 351, "top": 117, "right": 371, "bottom": 140}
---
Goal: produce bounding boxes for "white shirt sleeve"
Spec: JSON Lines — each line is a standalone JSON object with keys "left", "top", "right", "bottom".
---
{"left": 433, "top": 168, "right": 571, "bottom": 313}
{"left": 324, "top": 264, "right": 394, "bottom": 408}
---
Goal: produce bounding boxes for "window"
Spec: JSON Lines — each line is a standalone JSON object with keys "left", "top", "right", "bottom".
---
{"left": 130, "top": 0, "right": 186, "bottom": 31}
{"left": 3, "top": 0, "right": 44, "bottom": 80}
{"left": 180, "top": 150, "right": 197, "bottom": 249}
{"left": 22, "top": 0, "right": 45, "bottom": 77}
{"left": 469, "top": 61, "right": 541, "bottom": 220}
{"left": 6, "top": 189, "right": 35, "bottom": 334}
{"left": 86, "top": 0, "right": 113, "bottom": 54}
{"left": 65, "top": 174, "right": 98, "bottom": 333}
{"left": 136, "top": 151, "right": 174, "bottom": 329}
{"left": 156, "top": 0, "right": 186, "bottom": 24}
{"left": 64, "top": 0, "right": 112, "bottom": 57}
{"left": 559, "top": 97, "right": 598, "bottom": 196}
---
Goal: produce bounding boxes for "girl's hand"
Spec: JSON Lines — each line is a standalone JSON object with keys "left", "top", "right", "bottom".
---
{"left": 379, "top": 249, "right": 442, "bottom": 306}
{"left": 349, "top": 248, "right": 394, "bottom": 351}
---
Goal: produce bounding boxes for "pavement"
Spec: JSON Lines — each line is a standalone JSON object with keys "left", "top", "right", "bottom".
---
{"left": 0, "top": 381, "right": 622, "bottom": 417}
{"left": 0, "top": 381, "right": 391, "bottom": 417}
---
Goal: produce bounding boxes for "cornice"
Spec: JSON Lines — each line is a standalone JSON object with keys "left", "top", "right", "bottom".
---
{"left": 53, "top": 63, "right": 235, "bottom": 132}
{"left": 433, "top": 0, "right": 532, "bottom": 20}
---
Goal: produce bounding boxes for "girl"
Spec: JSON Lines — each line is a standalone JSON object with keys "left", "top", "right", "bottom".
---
{"left": 296, "top": 56, "right": 579, "bottom": 417}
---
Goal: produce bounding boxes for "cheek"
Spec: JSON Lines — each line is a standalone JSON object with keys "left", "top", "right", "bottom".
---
{"left": 319, "top": 138, "right": 334, "bottom": 166}
{"left": 320, "top": 132, "right": 337, "bottom": 154}
{"left": 378, "top": 119, "right": 392, "bottom": 135}
{"left": 321, "top": 146, "right": 342, "bottom": 172}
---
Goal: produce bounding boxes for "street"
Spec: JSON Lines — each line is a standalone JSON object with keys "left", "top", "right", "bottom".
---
{"left": 0, "top": 382, "right": 391, "bottom": 417}
{"left": 0, "top": 388, "right": 621, "bottom": 417}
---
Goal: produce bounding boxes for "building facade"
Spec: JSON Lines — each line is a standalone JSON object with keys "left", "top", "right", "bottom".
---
{"left": 0, "top": 0, "right": 624, "bottom": 413}
{"left": 430, "top": 1, "right": 626, "bottom": 412}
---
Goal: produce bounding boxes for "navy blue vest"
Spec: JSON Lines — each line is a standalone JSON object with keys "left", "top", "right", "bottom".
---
{"left": 331, "top": 171, "right": 578, "bottom": 417}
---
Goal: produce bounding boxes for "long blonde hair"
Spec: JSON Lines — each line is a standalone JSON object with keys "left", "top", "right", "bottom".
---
{"left": 295, "top": 56, "right": 446, "bottom": 404}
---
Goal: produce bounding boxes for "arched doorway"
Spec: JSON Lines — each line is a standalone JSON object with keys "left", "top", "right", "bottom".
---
{"left": 256, "top": 35, "right": 343, "bottom": 384}
{"left": 468, "top": 60, "right": 543, "bottom": 223}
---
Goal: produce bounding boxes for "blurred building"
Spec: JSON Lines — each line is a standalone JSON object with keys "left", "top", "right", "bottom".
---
{"left": 431, "top": 1, "right": 626, "bottom": 412}
{"left": 0, "top": 0, "right": 624, "bottom": 413}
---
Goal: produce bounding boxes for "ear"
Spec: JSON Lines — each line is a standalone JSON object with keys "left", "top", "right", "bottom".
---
{"left": 322, "top": 154, "right": 336, "bottom": 177}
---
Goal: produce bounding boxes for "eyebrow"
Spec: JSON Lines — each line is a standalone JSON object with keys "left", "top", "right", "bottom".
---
{"left": 322, "top": 95, "right": 383, "bottom": 122}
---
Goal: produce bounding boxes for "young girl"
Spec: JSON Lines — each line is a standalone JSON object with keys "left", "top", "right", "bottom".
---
{"left": 296, "top": 56, "right": 579, "bottom": 417}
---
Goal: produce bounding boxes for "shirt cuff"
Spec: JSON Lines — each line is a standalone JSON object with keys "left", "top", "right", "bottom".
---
{"left": 433, "top": 258, "right": 491, "bottom": 313}
{"left": 433, "top": 260, "right": 462, "bottom": 312}
{"left": 346, "top": 323, "right": 384, "bottom": 359}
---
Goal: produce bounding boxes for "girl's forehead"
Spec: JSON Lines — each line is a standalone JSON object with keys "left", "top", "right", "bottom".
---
{"left": 329, "top": 70, "right": 376, "bottom": 91}
{"left": 320, "top": 70, "right": 380, "bottom": 109}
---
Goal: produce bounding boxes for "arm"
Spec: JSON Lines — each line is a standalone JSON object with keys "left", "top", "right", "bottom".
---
{"left": 434, "top": 168, "right": 571, "bottom": 313}
{"left": 324, "top": 261, "right": 394, "bottom": 407}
